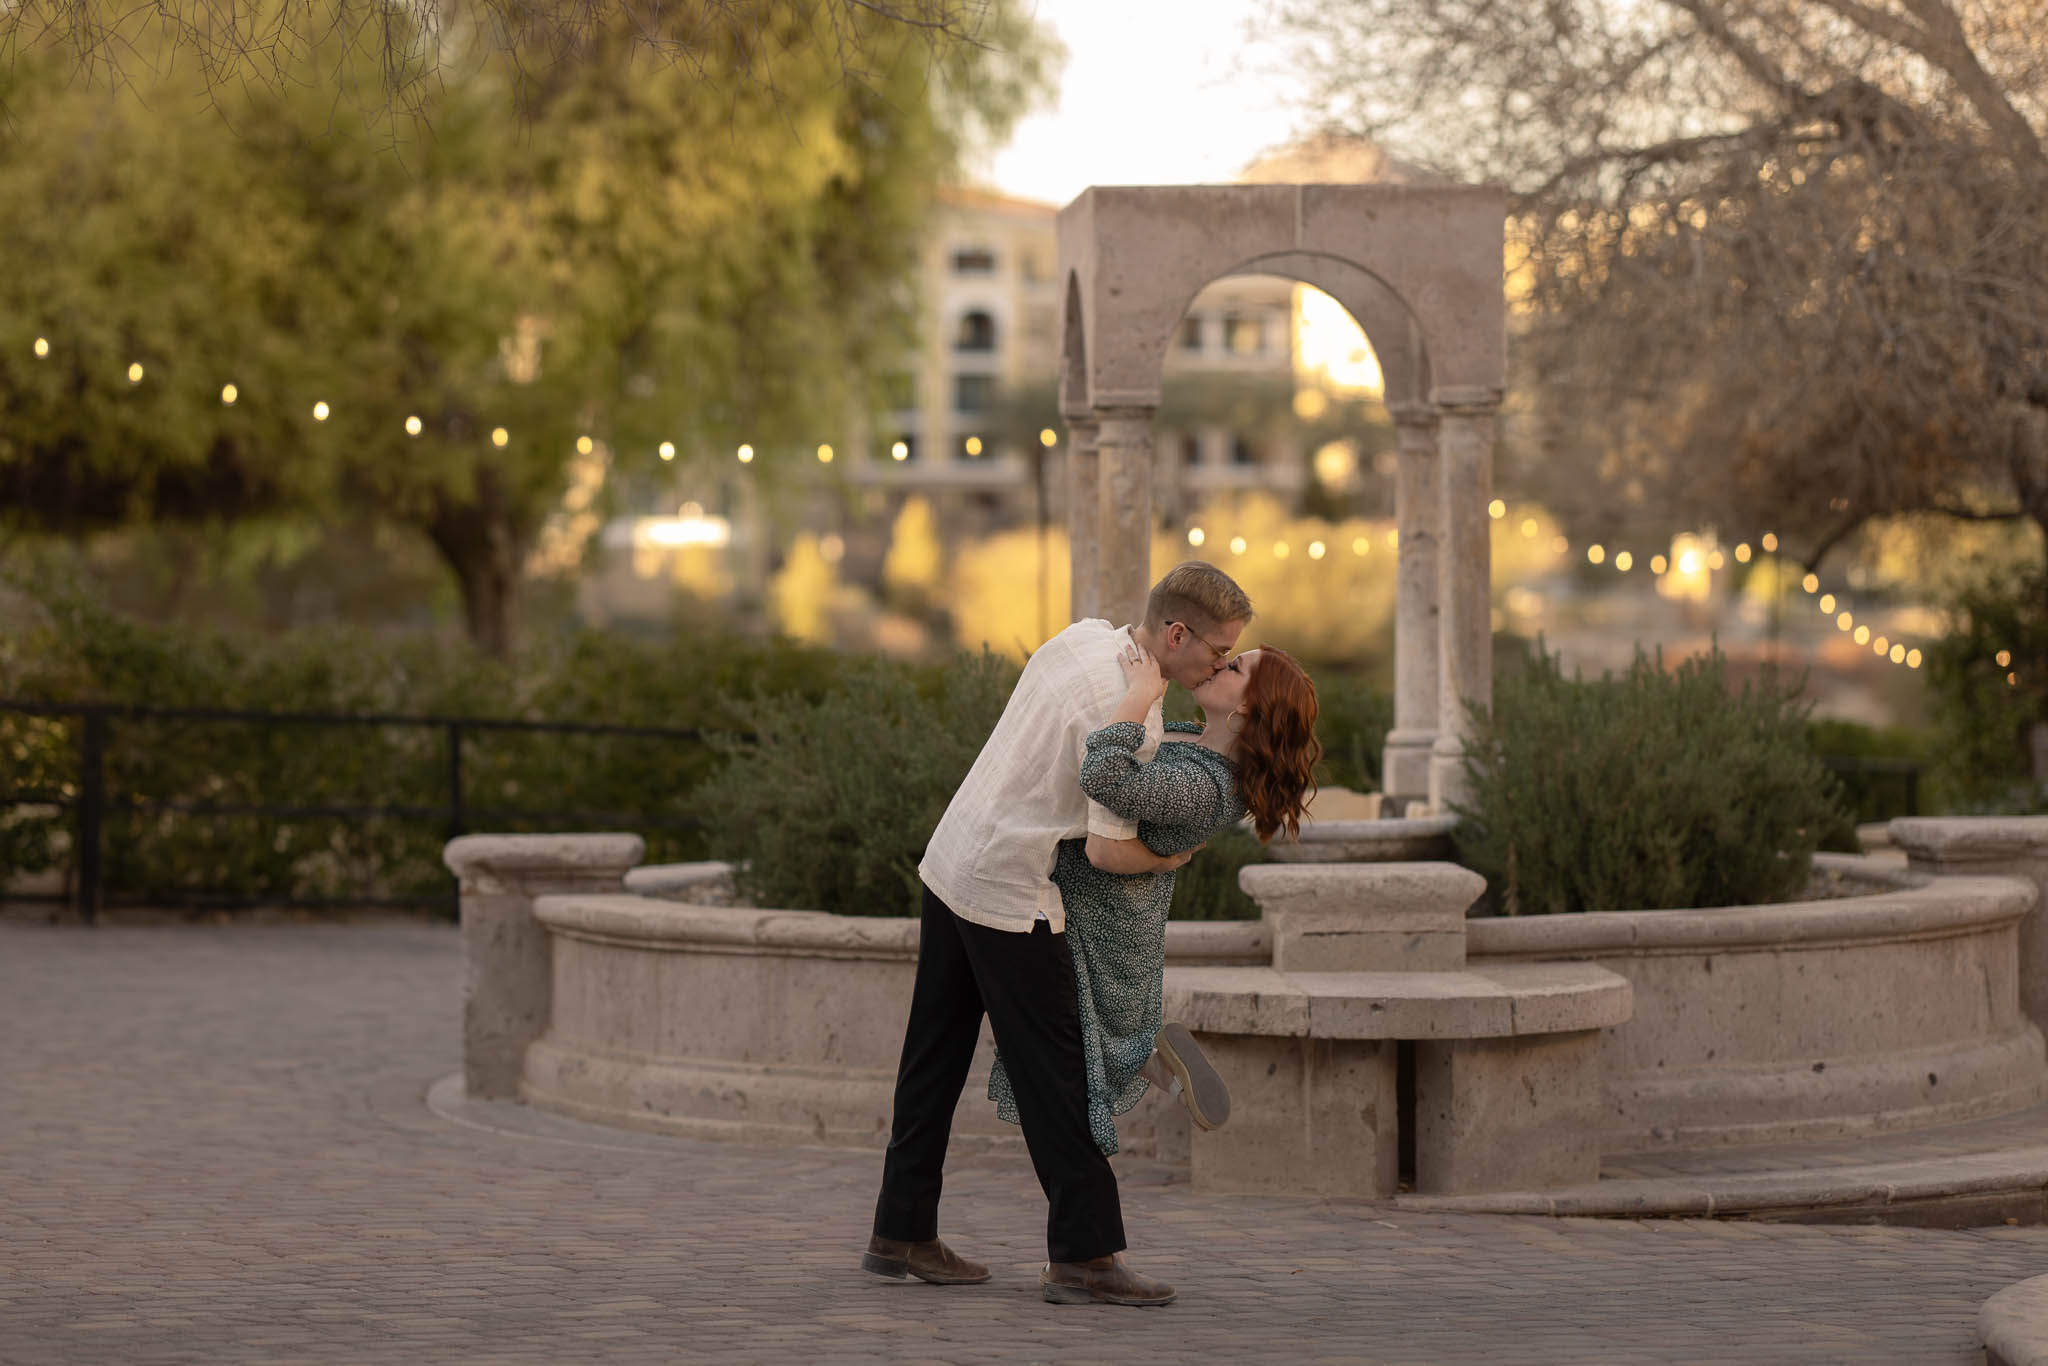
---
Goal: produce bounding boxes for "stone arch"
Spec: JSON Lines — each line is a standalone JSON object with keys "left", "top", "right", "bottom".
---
{"left": 1056, "top": 183, "right": 1504, "bottom": 810}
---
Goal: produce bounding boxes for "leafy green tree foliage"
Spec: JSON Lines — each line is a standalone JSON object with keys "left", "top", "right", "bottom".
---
{"left": 1455, "top": 645, "right": 1852, "bottom": 914}
{"left": 0, "top": 1, "right": 1054, "bottom": 653}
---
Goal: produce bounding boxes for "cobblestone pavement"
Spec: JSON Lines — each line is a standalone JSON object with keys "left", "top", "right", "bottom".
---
{"left": 6, "top": 921, "right": 2048, "bottom": 1365}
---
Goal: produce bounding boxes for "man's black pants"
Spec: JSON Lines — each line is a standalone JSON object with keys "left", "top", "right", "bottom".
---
{"left": 872, "top": 883, "right": 1126, "bottom": 1264}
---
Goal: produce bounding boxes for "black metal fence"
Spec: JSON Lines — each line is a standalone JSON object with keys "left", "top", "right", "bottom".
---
{"left": 1820, "top": 755, "right": 1925, "bottom": 828}
{"left": 1, "top": 699, "right": 1930, "bottom": 923}
{"left": 0, "top": 701, "right": 718, "bottom": 922}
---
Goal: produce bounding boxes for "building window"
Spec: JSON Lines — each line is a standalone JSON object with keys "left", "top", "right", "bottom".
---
{"left": 1179, "top": 316, "right": 1205, "bottom": 352}
{"left": 1180, "top": 433, "right": 1202, "bottom": 465}
{"left": 951, "top": 246, "right": 997, "bottom": 275}
{"left": 1224, "top": 314, "right": 1265, "bottom": 355}
{"left": 954, "top": 310, "right": 998, "bottom": 353}
{"left": 953, "top": 373, "right": 995, "bottom": 414}
{"left": 1231, "top": 435, "right": 1258, "bottom": 466}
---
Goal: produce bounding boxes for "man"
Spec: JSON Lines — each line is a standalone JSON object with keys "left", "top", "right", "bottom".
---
{"left": 863, "top": 561, "right": 1253, "bottom": 1308}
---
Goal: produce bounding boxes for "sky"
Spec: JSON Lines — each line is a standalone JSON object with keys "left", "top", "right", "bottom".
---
{"left": 974, "top": 0, "right": 1309, "bottom": 207}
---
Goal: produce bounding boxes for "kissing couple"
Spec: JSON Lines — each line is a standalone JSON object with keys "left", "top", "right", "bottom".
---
{"left": 865, "top": 559, "right": 1320, "bottom": 1307}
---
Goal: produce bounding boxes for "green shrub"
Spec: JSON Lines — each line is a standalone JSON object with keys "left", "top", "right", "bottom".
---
{"left": 1166, "top": 826, "right": 1266, "bottom": 921}
{"left": 0, "top": 574, "right": 845, "bottom": 908}
{"left": 1921, "top": 568, "right": 2048, "bottom": 814}
{"left": 1454, "top": 644, "right": 1853, "bottom": 914}
{"left": 697, "top": 650, "right": 1018, "bottom": 917}
{"left": 1804, "top": 717, "right": 1932, "bottom": 828}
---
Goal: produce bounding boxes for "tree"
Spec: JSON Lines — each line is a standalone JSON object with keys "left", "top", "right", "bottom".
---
{"left": 1273, "top": 0, "right": 2046, "bottom": 576}
{"left": 0, "top": 0, "right": 1002, "bottom": 128}
{"left": 0, "top": 1, "right": 1054, "bottom": 653}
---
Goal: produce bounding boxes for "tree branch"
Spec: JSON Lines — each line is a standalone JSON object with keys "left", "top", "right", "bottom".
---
{"left": 1889, "top": 0, "right": 2048, "bottom": 171}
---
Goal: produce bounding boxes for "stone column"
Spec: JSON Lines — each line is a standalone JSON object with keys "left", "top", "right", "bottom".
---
{"left": 442, "top": 832, "right": 645, "bottom": 1099}
{"left": 1095, "top": 406, "right": 1157, "bottom": 628}
{"left": 1428, "top": 388, "right": 1503, "bottom": 813}
{"left": 1383, "top": 402, "right": 1442, "bottom": 809}
{"left": 1064, "top": 413, "right": 1102, "bottom": 622}
{"left": 1892, "top": 817, "right": 2048, "bottom": 1041}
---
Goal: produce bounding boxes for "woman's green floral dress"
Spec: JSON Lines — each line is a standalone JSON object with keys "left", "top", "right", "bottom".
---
{"left": 988, "top": 721, "right": 1246, "bottom": 1155}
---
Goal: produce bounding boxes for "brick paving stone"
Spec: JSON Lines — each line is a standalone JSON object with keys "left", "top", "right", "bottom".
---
{"left": 7, "top": 921, "right": 2048, "bottom": 1364}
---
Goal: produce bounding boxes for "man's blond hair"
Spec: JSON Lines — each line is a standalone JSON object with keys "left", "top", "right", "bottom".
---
{"left": 1143, "top": 561, "right": 1253, "bottom": 633}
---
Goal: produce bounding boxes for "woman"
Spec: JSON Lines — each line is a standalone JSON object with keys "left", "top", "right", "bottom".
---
{"left": 988, "top": 644, "right": 1321, "bottom": 1156}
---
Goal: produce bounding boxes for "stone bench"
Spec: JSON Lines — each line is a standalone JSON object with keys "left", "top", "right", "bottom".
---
{"left": 1164, "top": 961, "right": 1630, "bottom": 1197}
{"left": 1160, "top": 860, "right": 1632, "bottom": 1197}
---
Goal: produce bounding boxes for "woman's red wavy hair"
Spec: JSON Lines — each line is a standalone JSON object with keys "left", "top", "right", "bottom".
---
{"left": 1238, "top": 646, "right": 1320, "bottom": 843}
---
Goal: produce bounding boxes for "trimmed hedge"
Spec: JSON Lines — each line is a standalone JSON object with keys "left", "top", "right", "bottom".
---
{"left": 0, "top": 578, "right": 841, "bottom": 907}
{"left": 1454, "top": 645, "right": 1854, "bottom": 914}
{"left": 2, "top": 576, "right": 1393, "bottom": 921}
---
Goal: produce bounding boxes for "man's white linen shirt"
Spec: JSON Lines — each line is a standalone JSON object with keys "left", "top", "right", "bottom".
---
{"left": 919, "top": 619, "right": 1164, "bottom": 934}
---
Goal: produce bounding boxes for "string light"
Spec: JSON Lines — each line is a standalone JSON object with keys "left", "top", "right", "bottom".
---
{"left": 2011, "top": 672, "right": 2022, "bottom": 687}
{"left": 0, "top": 343, "right": 1971, "bottom": 674}
{"left": 1678, "top": 551, "right": 1700, "bottom": 575}
{"left": 1998, "top": 650, "right": 2013, "bottom": 667}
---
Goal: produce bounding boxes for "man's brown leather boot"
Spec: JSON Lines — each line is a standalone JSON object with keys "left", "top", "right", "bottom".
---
{"left": 1040, "top": 1253, "right": 1176, "bottom": 1306}
{"left": 861, "top": 1235, "right": 992, "bottom": 1285}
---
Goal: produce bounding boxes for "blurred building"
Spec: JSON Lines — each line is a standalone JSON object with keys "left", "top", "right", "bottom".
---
{"left": 843, "top": 186, "right": 1307, "bottom": 536}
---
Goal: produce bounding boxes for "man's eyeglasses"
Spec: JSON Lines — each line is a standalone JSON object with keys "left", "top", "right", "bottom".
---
{"left": 1168, "top": 621, "right": 1232, "bottom": 662}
